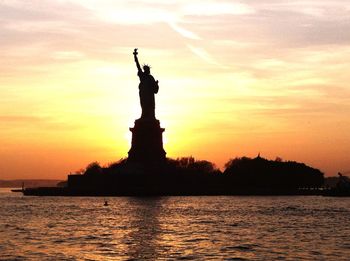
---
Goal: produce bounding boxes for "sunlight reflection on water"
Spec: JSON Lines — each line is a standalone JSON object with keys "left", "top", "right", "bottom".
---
{"left": 0, "top": 188, "right": 349, "bottom": 260}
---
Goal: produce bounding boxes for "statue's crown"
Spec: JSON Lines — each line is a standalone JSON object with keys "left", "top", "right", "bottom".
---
{"left": 143, "top": 64, "right": 151, "bottom": 70}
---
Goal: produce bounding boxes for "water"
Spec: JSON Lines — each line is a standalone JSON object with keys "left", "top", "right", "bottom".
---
{"left": 1, "top": 188, "right": 349, "bottom": 260}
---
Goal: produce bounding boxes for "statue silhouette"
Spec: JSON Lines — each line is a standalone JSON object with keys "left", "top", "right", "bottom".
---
{"left": 133, "top": 48, "right": 159, "bottom": 120}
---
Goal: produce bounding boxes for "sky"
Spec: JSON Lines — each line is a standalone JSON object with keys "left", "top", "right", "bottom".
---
{"left": 1, "top": 0, "right": 350, "bottom": 179}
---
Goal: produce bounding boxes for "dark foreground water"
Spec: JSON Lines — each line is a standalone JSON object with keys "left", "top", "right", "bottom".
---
{"left": 0, "top": 188, "right": 349, "bottom": 260}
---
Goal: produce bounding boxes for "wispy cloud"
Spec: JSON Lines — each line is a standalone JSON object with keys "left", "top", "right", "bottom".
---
{"left": 51, "top": 51, "right": 85, "bottom": 61}
{"left": 182, "top": 1, "right": 255, "bottom": 16}
{"left": 169, "top": 22, "right": 201, "bottom": 40}
{"left": 187, "top": 44, "right": 227, "bottom": 68}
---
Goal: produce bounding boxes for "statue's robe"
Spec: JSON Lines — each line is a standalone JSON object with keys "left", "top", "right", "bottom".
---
{"left": 138, "top": 71, "right": 158, "bottom": 119}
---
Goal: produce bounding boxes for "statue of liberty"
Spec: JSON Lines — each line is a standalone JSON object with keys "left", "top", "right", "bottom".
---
{"left": 133, "top": 48, "right": 159, "bottom": 120}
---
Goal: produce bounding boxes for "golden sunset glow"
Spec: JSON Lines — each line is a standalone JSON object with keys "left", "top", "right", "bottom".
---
{"left": 1, "top": 0, "right": 350, "bottom": 179}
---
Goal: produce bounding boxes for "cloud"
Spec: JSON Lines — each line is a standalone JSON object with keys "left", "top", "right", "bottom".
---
{"left": 0, "top": 115, "right": 47, "bottom": 123}
{"left": 0, "top": 115, "right": 81, "bottom": 130}
{"left": 182, "top": 1, "right": 255, "bottom": 16}
{"left": 187, "top": 44, "right": 227, "bottom": 68}
{"left": 168, "top": 22, "right": 201, "bottom": 40}
{"left": 51, "top": 51, "right": 85, "bottom": 60}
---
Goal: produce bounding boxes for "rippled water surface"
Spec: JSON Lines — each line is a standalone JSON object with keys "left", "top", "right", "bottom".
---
{"left": 1, "top": 188, "right": 349, "bottom": 260}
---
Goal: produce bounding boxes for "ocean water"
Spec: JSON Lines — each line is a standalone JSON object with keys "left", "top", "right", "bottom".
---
{"left": 0, "top": 188, "right": 349, "bottom": 260}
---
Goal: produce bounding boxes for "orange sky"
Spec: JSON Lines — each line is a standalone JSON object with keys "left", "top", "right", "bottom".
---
{"left": 1, "top": 0, "right": 350, "bottom": 179}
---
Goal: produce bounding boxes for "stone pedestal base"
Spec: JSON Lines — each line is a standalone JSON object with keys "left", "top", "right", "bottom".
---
{"left": 128, "top": 118, "right": 166, "bottom": 163}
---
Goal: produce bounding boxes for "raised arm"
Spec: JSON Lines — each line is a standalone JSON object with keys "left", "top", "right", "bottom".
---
{"left": 133, "top": 48, "right": 142, "bottom": 73}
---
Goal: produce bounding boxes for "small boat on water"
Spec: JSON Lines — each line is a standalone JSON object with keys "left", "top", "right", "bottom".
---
{"left": 11, "top": 182, "right": 24, "bottom": 193}
{"left": 323, "top": 172, "right": 350, "bottom": 197}
{"left": 11, "top": 189, "right": 24, "bottom": 192}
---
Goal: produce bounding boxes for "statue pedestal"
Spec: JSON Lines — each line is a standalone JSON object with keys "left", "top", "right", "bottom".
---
{"left": 128, "top": 118, "right": 166, "bottom": 163}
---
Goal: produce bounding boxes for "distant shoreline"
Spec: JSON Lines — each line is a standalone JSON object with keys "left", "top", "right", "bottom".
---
{"left": 0, "top": 179, "right": 62, "bottom": 188}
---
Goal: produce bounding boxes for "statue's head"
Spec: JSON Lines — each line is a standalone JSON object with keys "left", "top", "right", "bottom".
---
{"left": 143, "top": 65, "right": 150, "bottom": 74}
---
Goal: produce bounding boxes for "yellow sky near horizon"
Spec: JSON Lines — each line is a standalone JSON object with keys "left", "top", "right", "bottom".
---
{"left": 1, "top": 0, "right": 350, "bottom": 179}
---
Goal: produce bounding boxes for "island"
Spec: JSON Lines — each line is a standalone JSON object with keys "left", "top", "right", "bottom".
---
{"left": 23, "top": 49, "right": 326, "bottom": 196}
